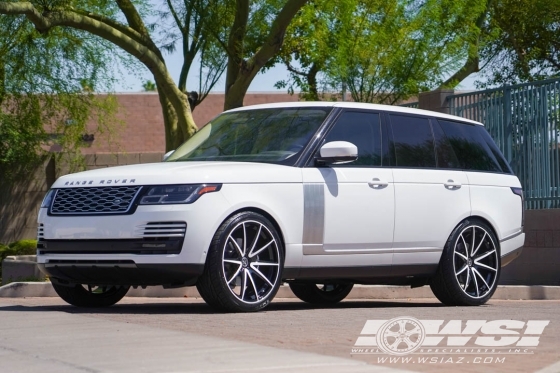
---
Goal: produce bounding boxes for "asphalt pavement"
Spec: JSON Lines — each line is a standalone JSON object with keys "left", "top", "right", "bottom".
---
{"left": 1, "top": 297, "right": 559, "bottom": 373}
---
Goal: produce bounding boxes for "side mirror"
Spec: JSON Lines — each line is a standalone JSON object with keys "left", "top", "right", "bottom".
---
{"left": 162, "top": 150, "right": 175, "bottom": 161}
{"left": 316, "top": 141, "right": 358, "bottom": 165}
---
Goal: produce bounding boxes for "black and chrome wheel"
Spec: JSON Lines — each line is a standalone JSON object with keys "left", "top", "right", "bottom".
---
{"left": 289, "top": 282, "right": 353, "bottom": 305}
{"left": 431, "top": 220, "right": 500, "bottom": 306}
{"left": 51, "top": 282, "right": 129, "bottom": 308}
{"left": 197, "top": 211, "right": 284, "bottom": 312}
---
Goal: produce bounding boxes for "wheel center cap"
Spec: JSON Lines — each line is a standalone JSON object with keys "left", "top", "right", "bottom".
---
{"left": 241, "top": 257, "right": 249, "bottom": 268}
{"left": 468, "top": 258, "right": 473, "bottom": 267}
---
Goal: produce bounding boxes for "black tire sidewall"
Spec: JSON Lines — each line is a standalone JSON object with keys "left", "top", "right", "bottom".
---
{"left": 433, "top": 219, "right": 501, "bottom": 306}
{"left": 199, "top": 211, "right": 284, "bottom": 312}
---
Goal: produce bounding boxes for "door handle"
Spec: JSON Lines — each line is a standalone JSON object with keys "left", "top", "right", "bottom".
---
{"left": 368, "top": 178, "right": 388, "bottom": 188}
{"left": 444, "top": 179, "right": 462, "bottom": 189}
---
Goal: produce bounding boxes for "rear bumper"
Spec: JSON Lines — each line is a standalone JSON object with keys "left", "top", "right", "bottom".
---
{"left": 500, "top": 232, "right": 525, "bottom": 267}
{"left": 39, "top": 262, "right": 204, "bottom": 287}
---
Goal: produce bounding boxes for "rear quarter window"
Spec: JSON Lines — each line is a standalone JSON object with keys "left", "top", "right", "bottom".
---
{"left": 438, "top": 119, "right": 512, "bottom": 174}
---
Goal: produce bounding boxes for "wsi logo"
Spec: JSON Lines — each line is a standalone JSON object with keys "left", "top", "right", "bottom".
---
{"left": 354, "top": 317, "right": 550, "bottom": 356}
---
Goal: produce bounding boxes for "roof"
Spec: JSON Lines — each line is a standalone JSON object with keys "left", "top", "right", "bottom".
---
{"left": 226, "top": 101, "right": 483, "bottom": 126}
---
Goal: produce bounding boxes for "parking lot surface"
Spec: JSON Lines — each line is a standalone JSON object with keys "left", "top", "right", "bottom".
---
{"left": 1, "top": 297, "right": 559, "bottom": 373}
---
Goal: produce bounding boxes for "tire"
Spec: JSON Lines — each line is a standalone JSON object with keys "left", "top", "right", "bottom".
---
{"left": 430, "top": 219, "right": 501, "bottom": 306}
{"left": 289, "top": 282, "right": 354, "bottom": 305}
{"left": 196, "top": 211, "right": 284, "bottom": 312}
{"left": 51, "top": 282, "right": 129, "bottom": 308}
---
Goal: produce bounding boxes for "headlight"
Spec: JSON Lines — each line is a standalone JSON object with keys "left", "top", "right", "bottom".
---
{"left": 139, "top": 184, "right": 222, "bottom": 205}
{"left": 41, "top": 189, "right": 56, "bottom": 208}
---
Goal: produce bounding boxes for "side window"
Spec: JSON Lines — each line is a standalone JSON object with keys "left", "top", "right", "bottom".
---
{"left": 438, "top": 120, "right": 508, "bottom": 173}
{"left": 431, "top": 119, "right": 461, "bottom": 169}
{"left": 323, "top": 111, "right": 382, "bottom": 166}
{"left": 389, "top": 114, "right": 436, "bottom": 168}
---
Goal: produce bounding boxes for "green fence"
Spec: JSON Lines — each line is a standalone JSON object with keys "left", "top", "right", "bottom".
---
{"left": 447, "top": 78, "right": 560, "bottom": 209}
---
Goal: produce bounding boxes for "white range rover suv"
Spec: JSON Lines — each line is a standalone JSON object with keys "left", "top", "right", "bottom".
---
{"left": 37, "top": 102, "right": 525, "bottom": 312}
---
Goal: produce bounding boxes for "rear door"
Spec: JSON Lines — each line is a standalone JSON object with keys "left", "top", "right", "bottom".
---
{"left": 437, "top": 119, "right": 523, "bottom": 243}
{"left": 389, "top": 114, "right": 471, "bottom": 271}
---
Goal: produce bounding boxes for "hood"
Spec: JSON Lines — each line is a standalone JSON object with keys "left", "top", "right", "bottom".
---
{"left": 53, "top": 161, "right": 302, "bottom": 188}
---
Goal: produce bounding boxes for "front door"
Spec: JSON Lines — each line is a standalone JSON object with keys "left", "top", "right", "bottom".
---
{"left": 300, "top": 110, "right": 394, "bottom": 271}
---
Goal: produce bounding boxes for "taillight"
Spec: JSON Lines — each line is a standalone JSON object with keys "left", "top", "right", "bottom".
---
{"left": 511, "top": 187, "right": 524, "bottom": 227}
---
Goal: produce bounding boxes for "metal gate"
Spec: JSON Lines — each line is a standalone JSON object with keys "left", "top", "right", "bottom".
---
{"left": 447, "top": 78, "right": 560, "bottom": 209}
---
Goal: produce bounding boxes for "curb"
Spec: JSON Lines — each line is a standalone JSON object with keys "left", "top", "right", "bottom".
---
{"left": 2, "top": 282, "right": 560, "bottom": 300}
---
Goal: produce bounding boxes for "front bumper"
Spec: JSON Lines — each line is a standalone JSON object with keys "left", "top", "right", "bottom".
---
{"left": 40, "top": 262, "right": 204, "bottom": 287}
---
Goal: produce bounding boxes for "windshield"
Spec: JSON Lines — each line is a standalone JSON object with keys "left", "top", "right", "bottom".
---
{"left": 166, "top": 107, "right": 331, "bottom": 164}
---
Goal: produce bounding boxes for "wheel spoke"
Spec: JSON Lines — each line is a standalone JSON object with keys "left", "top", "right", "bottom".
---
{"left": 252, "top": 261, "right": 279, "bottom": 266}
{"left": 240, "top": 269, "right": 248, "bottom": 301}
{"left": 248, "top": 239, "right": 275, "bottom": 258}
{"left": 475, "top": 261, "right": 498, "bottom": 272}
{"left": 389, "top": 338, "right": 402, "bottom": 349}
{"left": 248, "top": 224, "right": 263, "bottom": 257}
{"left": 460, "top": 234, "right": 468, "bottom": 252}
{"left": 463, "top": 268, "right": 471, "bottom": 290}
{"left": 406, "top": 326, "right": 421, "bottom": 337}
{"left": 471, "top": 226, "right": 476, "bottom": 256}
{"left": 250, "top": 264, "right": 274, "bottom": 287}
{"left": 472, "top": 232, "right": 487, "bottom": 257}
{"left": 398, "top": 320, "right": 407, "bottom": 333}
{"left": 471, "top": 268, "right": 480, "bottom": 297}
{"left": 224, "top": 259, "right": 242, "bottom": 265}
{"left": 456, "top": 264, "right": 468, "bottom": 276}
{"left": 385, "top": 331, "right": 401, "bottom": 338}
{"left": 226, "top": 264, "right": 243, "bottom": 285}
{"left": 474, "top": 249, "right": 496, "bottom": 261}
{"left": 228, "top": 236, "right": 244, "bottom": 257}
{"left": 403, "top": 337, "right": 415, "bottom": 349}
{"left": 472, "top": 267, "right": 490, "bottom": 291}
{"left": 246, "top": 270, "right": 260, "bottom": 300}
{"left": 455, "top": 251, "right": 468, "bottom": 262}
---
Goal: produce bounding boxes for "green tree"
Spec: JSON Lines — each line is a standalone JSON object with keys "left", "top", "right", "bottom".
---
{"left": 0, "top": 12, "right": 119, "bottom": 181}
{"left": 142, "top": 80, "right": 157, "bottom": 92}
{"left": 477, "top": 0, "right": 560, "bottom": 86}
{"left": 442, "top": 0, "right": 560, "bottom": 88}
{"left": 0, "top": 0, "right": 307, "bottom": 148}
{"left": 278, "top": 0, "right": 486, "bottom": 103}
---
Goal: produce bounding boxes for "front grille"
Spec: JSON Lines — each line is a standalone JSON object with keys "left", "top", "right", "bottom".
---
{"left": 50, "top": 186, "right": 142, "bottom": 215}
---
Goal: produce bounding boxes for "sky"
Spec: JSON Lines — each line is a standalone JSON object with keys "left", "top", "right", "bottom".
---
{"left": 114, "top": 50, "right": 293, "bottom": 93}
{"left": 114, "top": 46, "right": 480, "bottom": 94}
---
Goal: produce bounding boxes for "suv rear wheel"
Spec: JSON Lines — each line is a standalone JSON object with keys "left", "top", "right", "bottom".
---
{"left": 289, "top": 282, "right": 354, "bottom": 304}
{"left": 431, "top": 220, "right": 500, "bottom": 306}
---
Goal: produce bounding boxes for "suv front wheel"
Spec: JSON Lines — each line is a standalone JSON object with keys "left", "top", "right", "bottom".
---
{"left": 431, "top": 220, "right": 501, "bottom": 306}
{"left": 51, "top": 282, "right": 129, "bottom": 307}
{"left": 197, "top": 211, "right": 284, "bottom": 312}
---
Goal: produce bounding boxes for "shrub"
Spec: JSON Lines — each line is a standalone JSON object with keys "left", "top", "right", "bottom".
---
{"left": 0, "top": 240, "right": 38, "bottom": 280}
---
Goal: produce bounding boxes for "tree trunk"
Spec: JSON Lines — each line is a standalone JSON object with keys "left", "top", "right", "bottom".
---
{"left": 223, "top": 0, "right": 307, "bottom": 111}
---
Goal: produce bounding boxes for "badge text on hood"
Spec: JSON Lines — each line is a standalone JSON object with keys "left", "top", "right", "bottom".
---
{"left": 64, "top": 179, "right": 136, "bottom": 186}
